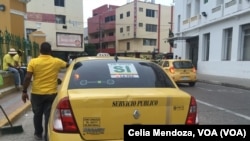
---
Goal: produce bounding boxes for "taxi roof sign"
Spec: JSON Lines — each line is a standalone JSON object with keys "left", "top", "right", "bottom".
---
{"left": 97, "top": 53, "right": 110, "bottom": 56}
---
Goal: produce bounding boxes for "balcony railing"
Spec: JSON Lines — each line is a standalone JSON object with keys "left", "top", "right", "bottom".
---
{"left": 181, "top": 0, "right": 246, "bottom": 30}
{"left": 103, "top": 36, "right": 115, "bottom": 42}
{"left": 212, "top": 5, "right": 222, "bottom": 13}
{"left": 183, "top": 19, "right": 189, "bottom": 25}
{"left": 89, "top": 35, "right": 115, "bottom": 44}
{"left": 225, "top": 0, "right": 236, "bottom": 8}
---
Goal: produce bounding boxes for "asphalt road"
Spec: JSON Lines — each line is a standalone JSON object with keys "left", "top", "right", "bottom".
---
{"left": 1, "top": 82, "right": 250, "bottom": 141}
{"left": 180, "top": 82, "right": 250, "bottom": 124}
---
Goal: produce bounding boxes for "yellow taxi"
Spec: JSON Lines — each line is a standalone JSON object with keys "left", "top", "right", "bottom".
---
{"left": 158, "top": 59, "right": 197, "bottom": 86}
{"left": 47, "top": 56, "right": 199, "bottom": 141}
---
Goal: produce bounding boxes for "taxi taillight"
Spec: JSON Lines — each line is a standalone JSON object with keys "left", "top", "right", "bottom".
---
{"left": 53, "top": 97, "right": 79, "bottom": 133}
{"left": 185, "top": 96, "right": 199, "bottom": 125}
{"left": 169, "top": 67, "right": 175, "bottom": 74}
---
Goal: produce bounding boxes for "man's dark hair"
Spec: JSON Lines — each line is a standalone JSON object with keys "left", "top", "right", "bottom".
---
{"left": 17, "top": 49, "right": 23, "bottom": 55}
{"left": 40, "top": 42, "right": 52, "bottom": 55}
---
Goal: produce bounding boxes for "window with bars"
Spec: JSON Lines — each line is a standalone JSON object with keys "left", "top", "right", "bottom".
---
{"left": 146, "top": 9, "right": 157, "bottom": 18}
{"left": 203, "top": 33, "right": 210, "bottom": 61}
{"left": 222, "top": 28, "right": 232, "bottom": 61}
{"left": 55, "top": 15, "right": 66, "bottom": 24}
{"left": 127, "top": 42, "right": 130, "bottom": 50}
{"left": 146, "top": 24, "right": 157, "bottom": 32}
{"left": 120, "top": 14, "right": 123, "bottom": 19}
{"left": 120, "top": 27, "right": 123, "bottom": 33}
{"left": 143, "top": 39, "right": 156, "bottom": 46}
{"left": 139, "top": 7, "right": 143, "bottom": 12}
{"left": 241, "top": 24, "right": 250, "bottom": 61}
{"left": 126, "top": 26, "right": 130, "bottom": 32}
{"left": 54, "top": 0, "right": 65, "bottom": 7}
{"left": 105, "top": 15, "right": 115, "bottom": 23}
{"left": 127, "top": 11, "right": 130, "bottom": 17}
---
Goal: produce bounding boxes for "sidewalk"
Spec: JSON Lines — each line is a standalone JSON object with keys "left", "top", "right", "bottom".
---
{"left": 0, "top": 73, "right": 250, "bottom": 128}
{"left": 0, "top": 91, "right": 31, "bottom": 127}
{"left": 0, "top": 72, "right": 66, "bottom": 128}
{"left": 197, "top": 73, "right": 250, "bottom": 90}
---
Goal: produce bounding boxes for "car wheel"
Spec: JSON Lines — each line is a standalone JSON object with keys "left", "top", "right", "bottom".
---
{"left": 189, "top": 82, "right": 196, "bottom": 87}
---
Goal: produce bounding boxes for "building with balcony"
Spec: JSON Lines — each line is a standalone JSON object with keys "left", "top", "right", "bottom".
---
{"left": 88, "top": 0, "right": 172, "bottom": 58}
{"left": 88, "top": 4, "right": 118, "bottom": 55}
{"left": 116, "top": 0, "right": 172, "bottom": 59}
{"left": 172, "top": 0, "right": 250, "bottom": 79}
{"left": 25, "top": 0, "right": 84, "bottom": 61}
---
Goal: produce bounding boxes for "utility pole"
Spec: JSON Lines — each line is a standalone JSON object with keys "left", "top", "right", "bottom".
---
{"left": 169, "top": 4, "right": 174, "bottom": 53}
{"left": 99, "top": 16, "right": 102, "bottom": 53}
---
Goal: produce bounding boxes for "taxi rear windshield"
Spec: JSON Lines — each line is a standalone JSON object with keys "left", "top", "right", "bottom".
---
{"left": 68, "top": 59, "right": 175, "bottom": 89}
{"left": 173, "top": 61, "right": 193, "bottom": 69}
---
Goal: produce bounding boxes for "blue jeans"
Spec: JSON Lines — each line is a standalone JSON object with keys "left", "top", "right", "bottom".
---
{"left": 7, "top": 67, "right": 21, "bottom": 86}
{"left": 18, "top": 68, "right": 26, "bottom": 85}
{"left": 31, "top": 93, "right": 57, "bottom": 139}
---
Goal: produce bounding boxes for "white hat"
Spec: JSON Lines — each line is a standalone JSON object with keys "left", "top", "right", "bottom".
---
{"left": 8, "top": 48, "right": 17, "bottom": 54}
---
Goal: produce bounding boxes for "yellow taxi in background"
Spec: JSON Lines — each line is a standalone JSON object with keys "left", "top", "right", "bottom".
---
{"left": 47, "top": 56, "right": 199, "bottom": 141}
{"left": 158, "top": 59, "right": 197, "bottom": 87}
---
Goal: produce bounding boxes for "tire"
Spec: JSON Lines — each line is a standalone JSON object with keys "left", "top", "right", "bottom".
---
{"left": 189, "top": 82, "right": 196, "bottom": 87}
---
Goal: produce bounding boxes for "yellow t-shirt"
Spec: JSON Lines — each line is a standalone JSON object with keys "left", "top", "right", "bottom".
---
{"left": 3, "top": 54, "right": 15, "bottom": 71}
{"left": 13, "top": 54, "right": 22, "bottom": 66}
{"left": 27, "top": 55, "right": 67, "bottom": 94}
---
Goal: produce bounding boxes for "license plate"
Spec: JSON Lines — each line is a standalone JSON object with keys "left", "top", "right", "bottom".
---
{"left": 181, "top": 77, "right": 189, "bottom": 80}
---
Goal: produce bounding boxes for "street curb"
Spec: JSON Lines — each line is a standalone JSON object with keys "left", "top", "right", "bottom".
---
{"left": 197, "top": 80, "right": 250, "bottom": 90}
{"left": 220, "top": 83, "right": 250, "bottom": 91}
{"left": 0, "top": 101, "right": 31, "bottom": 128}
{"left": 0, "top": 87, "right": 18, "bottom": 99}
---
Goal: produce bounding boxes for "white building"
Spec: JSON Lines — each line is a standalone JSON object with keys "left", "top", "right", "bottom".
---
{"left": 25, "top": 0, "right": 84, "bottom": 61}
{"left": 171, "top": 0, "right": 250, "bottom": 79}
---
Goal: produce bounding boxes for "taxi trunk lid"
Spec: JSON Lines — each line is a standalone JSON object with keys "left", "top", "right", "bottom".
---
{"left": 67, "top": 88, "right": 196, "bottom": 140}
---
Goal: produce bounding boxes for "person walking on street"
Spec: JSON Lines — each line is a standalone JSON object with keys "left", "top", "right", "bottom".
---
{"left": 2, "top": 48, "right": 22, "bottom": 89}
{"left": 14, "top": 49, "right": 26, "bottom": 85}
{"left": 21, "top": 42, "right": 69, "bottom": 141}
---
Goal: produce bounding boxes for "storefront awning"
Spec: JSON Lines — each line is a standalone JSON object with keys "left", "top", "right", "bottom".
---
{"left": 167, "top": 36, "right": 197, "bottom": 42}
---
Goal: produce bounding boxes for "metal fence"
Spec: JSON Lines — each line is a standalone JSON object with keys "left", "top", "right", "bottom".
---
{"left": 0, "top": 29, "right": 39, "bottom": 69}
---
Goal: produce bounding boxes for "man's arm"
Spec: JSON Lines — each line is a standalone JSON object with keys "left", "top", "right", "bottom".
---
{"left": 21, "top": 71, "right": 33, "bottom": 103}
{"left": 7, "top": 63, "right": 15, "bottom": 68}
{"left": 13, "top": 55, "right": 20, "bottom": 67}
{"left": 14, "top": 60, "right": 20, "bottom": 67}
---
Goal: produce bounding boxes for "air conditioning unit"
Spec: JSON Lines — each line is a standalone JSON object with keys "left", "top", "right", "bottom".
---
{"left": 62, "top": 25, "right": 67, "bottom": 29}
{"left": 19, "top": 0, "right": 31, "bottom": 4}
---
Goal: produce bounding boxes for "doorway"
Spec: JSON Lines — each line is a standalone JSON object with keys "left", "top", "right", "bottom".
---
{"left": 186, "top": 37, "right": 199, "bottom": 69}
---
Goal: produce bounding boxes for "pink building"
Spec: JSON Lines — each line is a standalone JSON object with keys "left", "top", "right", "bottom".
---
{"left": 88, "top": 4, "right": 119, "bottom": 55}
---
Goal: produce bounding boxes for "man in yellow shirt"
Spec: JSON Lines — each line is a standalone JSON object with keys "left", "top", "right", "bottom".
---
{"left": 21, "top": 42, "right": 69, "bottom": 140}
{"left": 13, "top": 49, "right": 25, "bottom": 85}
{"left": 2, "top": 48, "right": 22, "bottom": 88}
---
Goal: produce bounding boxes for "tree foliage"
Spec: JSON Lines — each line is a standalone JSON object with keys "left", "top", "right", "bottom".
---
{"left": 84, "top": 43, "right": 97, "bottom": 56}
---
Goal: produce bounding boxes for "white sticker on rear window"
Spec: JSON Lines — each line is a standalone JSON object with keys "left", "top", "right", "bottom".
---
{"left": 108, "top": 63, "right": 139, "bottom": 78}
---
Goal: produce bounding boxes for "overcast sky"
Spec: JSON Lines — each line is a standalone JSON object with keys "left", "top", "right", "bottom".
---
{"left": 83, "top": 0, "right": 174, "bottom": 27}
